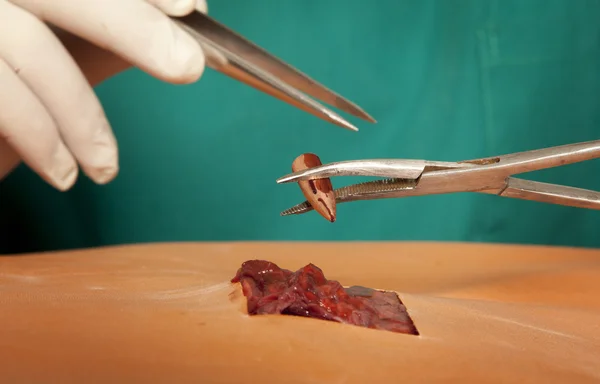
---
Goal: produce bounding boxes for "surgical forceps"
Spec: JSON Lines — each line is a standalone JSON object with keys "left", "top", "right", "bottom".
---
{"left": 277, "top": 140, "right": 600, "bottom": 216}
{"left": 172, "top": 11, "right": 375, "bottom": 131}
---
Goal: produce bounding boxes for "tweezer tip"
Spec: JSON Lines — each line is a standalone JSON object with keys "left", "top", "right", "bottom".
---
{"left": 330, "top": 115, "right": 359, "bottom": 131}
{"left": 331, "top": 115, "right": 359, "bottom": 132}
{"left": 352, "top": 109, "right": 377, "bottom": 124}
{"left": 334, "top": 97, "right": 377, "bottom": 124}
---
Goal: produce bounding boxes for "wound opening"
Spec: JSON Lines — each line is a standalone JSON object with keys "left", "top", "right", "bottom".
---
{"left": 230, "top": 260, "right": 419, "bottom": 336}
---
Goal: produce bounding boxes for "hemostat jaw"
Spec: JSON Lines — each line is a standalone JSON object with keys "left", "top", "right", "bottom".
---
{"left": 276, "top": 159, "right": 474, "bottom": 184}
{"left": 280, "top": 177, "right": 419, "bottom": 217}
{"left": 279, "top": 139, "right": 600, "bottom": 219}
{"left": 277, "top": 158, "right": 482, "bottom": 218}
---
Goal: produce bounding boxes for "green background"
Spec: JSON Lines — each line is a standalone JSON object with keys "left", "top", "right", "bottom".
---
{"left": 1, "top": 0, "right": 599, "bottom": 253}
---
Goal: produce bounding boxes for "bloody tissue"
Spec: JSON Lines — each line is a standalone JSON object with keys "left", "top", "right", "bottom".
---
{"left": 231, "top": 260, "right": 419, "bottom": 335}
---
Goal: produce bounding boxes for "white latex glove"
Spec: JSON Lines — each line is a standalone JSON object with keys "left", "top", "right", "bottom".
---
{"left": 0, "top": 0, "right": 209, "bottom": 191}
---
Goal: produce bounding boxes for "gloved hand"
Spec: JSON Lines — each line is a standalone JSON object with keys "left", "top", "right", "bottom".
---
{"left": 0, "top": 0, "right": 208, "bottom": 191}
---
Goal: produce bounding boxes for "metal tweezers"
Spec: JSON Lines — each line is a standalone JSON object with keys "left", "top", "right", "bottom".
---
{"left": 172, "top": 11, "right": 375, "bottom": 131}
{"left": 277, "top": 140, "right": 600, "bottom": 216}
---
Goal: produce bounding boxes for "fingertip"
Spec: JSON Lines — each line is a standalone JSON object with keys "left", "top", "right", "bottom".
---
{"left": 78, "top": 134, "right": 120, "bottom": 185}
{"left": 135, "top": 13, "right": 207, "bottom": 84}
{"left": 168, "top": 30, "right": 206, "bottom": 83}
{"left": 196, "top": 0, "right": 208, "bottom": 14}
{"left": 172, "top": 0, "right": 197, "bottom": 16}
{"left": 89, "top": 164, "right": 119, "bottom": 185}
{"left": 50, "top": 161, "right": 79, "bottom": 192}
{"left": 148, "top": 0, "right": 207, "bottom": 16}
{"left": 80, "top": 159, "right": 119, "bottom": 186}
{"left": 150, "top": 0, "right": 196, "bottom": 16}
{"left": 182, "top": 49, "right": 206, "bottom": 83}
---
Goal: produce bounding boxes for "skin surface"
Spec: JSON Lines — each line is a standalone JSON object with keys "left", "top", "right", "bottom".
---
{"left": 1, "top": 242, "right": 599, "bottom": 383}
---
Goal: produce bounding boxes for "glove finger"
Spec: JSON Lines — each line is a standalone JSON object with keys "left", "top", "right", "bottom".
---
{"left": 10, "top": 0, "right": 206, "bottom": 84}
{"left": 146, "top": 0, "right": 208, "bottom": 15}
{"left": 147, "top": 0, "right": 196, "bottom": 16}
{"left": 0, "top": 57, "right": 78, "bottom": 191}
{"left": 0, "top": 1, "right": 119, "bottom": 186}
{"left": 196, "top": 0, "right": 208, "bottom": 14}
